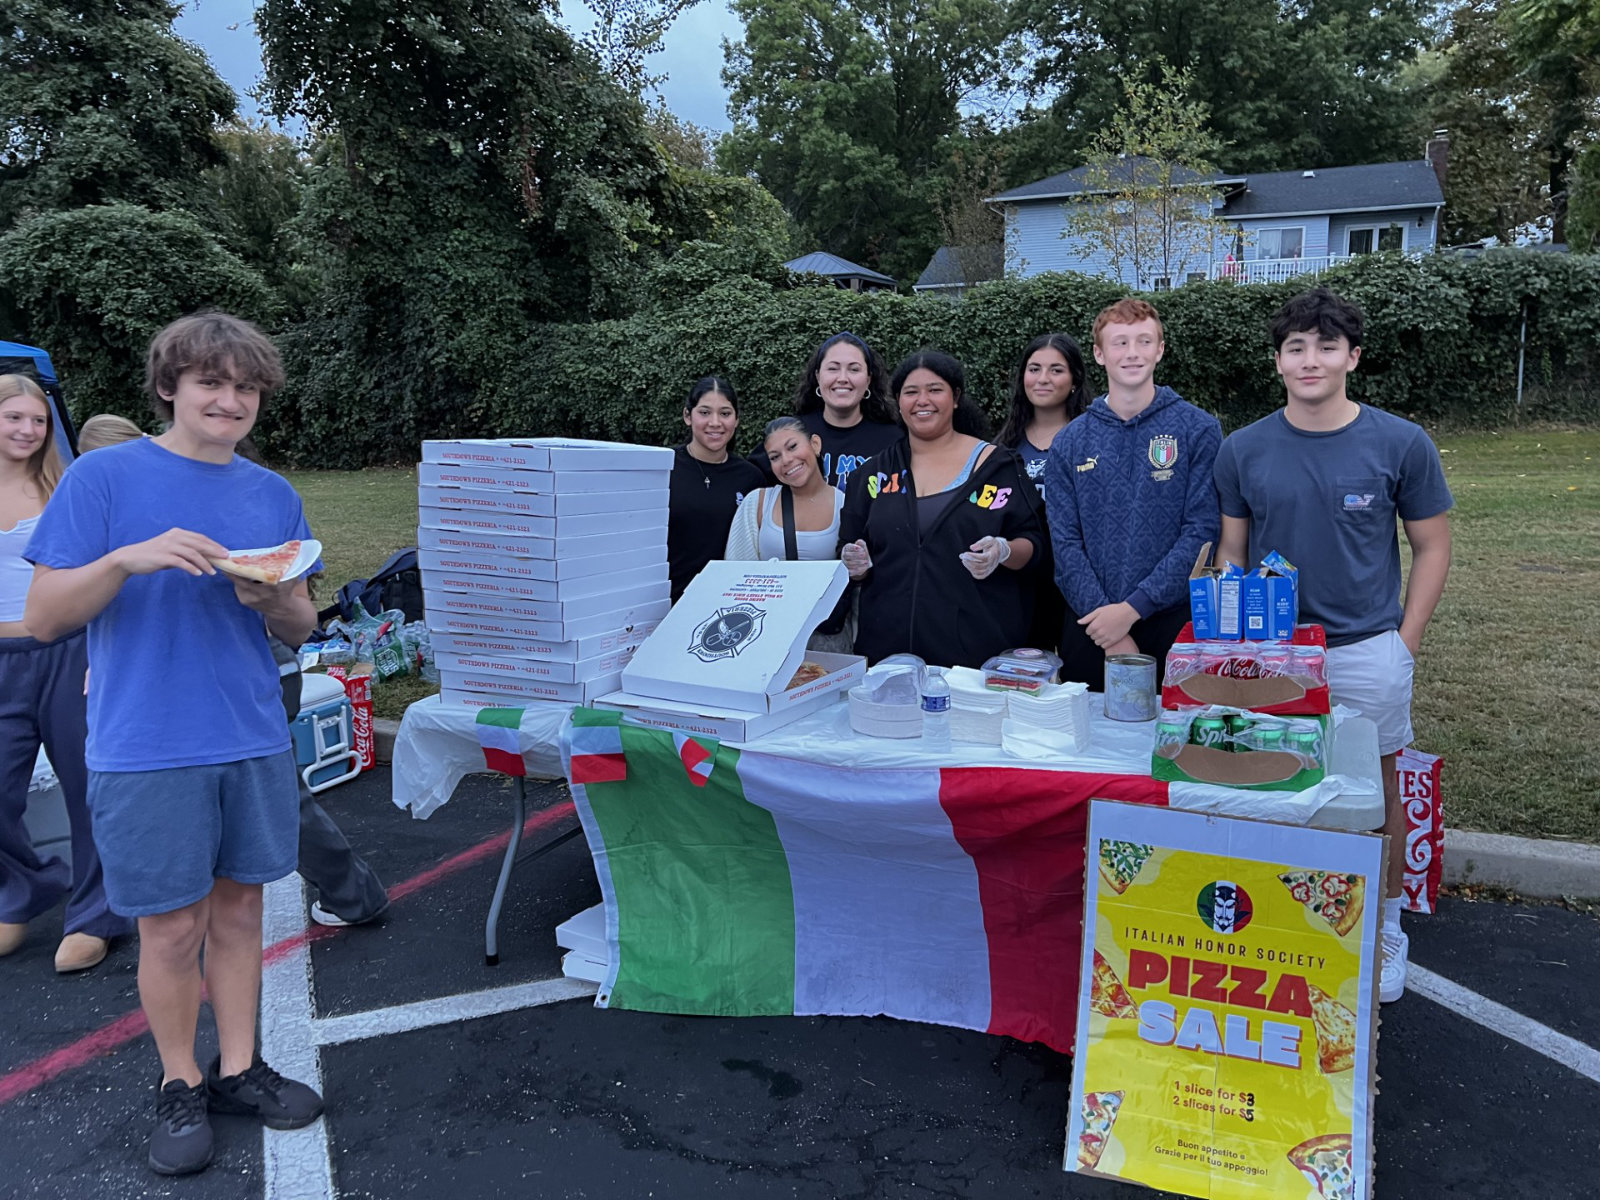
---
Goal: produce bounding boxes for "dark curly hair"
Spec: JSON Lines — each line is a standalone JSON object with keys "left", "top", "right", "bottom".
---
{"left": 791, "top": 332, "right": 897, "bottom": 425}
{"left": 996, "top": 332, "right": 1088, "bottom": 449}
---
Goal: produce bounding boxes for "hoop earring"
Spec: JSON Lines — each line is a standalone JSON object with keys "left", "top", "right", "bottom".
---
{"left": 863, "top": 388, "right": 871, "bottom": 401}
{"left": 815, "top": 385, "right": 823, "bottom": 398}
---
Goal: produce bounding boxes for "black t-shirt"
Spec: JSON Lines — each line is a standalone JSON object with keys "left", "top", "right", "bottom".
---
{"left": 751, "top": 411, "right": 904, "bottom": 491}
{"left": 668, "top": 445, "right": 767, "bottom": 600}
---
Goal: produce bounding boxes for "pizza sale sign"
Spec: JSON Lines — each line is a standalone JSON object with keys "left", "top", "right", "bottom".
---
{"left": 1067, "top": 802, "right": 1385, "bottom": 1200}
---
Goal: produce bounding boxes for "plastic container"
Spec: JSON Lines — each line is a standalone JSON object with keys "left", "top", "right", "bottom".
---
{"left": 290, "top": 673, "right": 362, "bottom": 793}
{"left": 921, "top": 667, "right": 952, "bottom": 751}
{"left": 980, "top": 647, "right": 1062, "bottom": 694}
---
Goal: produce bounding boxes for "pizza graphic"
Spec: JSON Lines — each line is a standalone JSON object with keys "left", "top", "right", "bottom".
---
{"left": 1307, "top": 983, "right": 1357, "bottom": 1075}
{"left": 1279, "top": 870, "right": 1366, "bottom": 937}
{"left": 1287, "top": 1133, "right": 1355, "bottom": 1200}
{"left": 1090, "top": 950, "right": 1138, "bottom": 1020}
{"left": 1099, "top": 840, "right": 1155, "bottom": 895}
{"left": 1077, "top": 1090, "right": 1124, "bottom": 1171}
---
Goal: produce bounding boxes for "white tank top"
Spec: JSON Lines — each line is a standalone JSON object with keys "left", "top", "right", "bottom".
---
{"left": 0, "top": 514, "right": 40, "bottom": 622}
{"left": 756, "top": 487, "right": 843, "bottom": 561}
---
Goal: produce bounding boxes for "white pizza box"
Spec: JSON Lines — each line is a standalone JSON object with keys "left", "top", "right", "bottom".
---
{"left": 423, "top": 438, "right": 673, "bottom": 473}
{"left": 419, "top": 484, "right": 669, "bottom": 519}
{"left": 418, "top": 505, "right": 667, "bottom": 540}
{"left": 435, "top": 647, "right": 636, "bottom": 685}
{"left": 560, "top": 949, "right": 608, "bottom": 984}
{"left": 416, "top": 545, "right": 664, "bottom": 583}
{"left": 419, "top": 562, "right": 667, "bottom": 604}
{"left": 555, "top": 903, "right": 607, "bottom": 957}
{"left": 423, "top": 581, "right": 669, "bottom": 625}
{"left": 622, "top": 560, "right": 855, "bottom": 713}
{"left": 416, "top": 524, "right": 662, "bottom": 561}
{"left": 418, "top": 462, "right": 668, "bottom": 494}
{"left": 427, "top": 598, "right": 672, "bottom": 643}
{"left": 440, "top": 670, "right": 624, "bottom": 706}
{"left": 596, "top": 659, "right": 861, "bottom": 741}
{"left": 429, "top": 622, "right": 661, "bottom": 663}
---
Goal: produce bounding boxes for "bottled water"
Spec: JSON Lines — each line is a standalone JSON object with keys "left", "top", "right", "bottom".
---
{"left": 921, "top": 667, "right": 952, "bottom": 751}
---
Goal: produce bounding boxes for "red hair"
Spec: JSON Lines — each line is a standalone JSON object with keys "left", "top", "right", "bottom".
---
{"left": 1092, "top": 299, "right": 1164, "bottom": 346}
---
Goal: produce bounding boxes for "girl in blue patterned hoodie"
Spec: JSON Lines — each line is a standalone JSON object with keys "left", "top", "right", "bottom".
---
{"left": 1042, "top": 299, "right": 1222, "bottom": 689}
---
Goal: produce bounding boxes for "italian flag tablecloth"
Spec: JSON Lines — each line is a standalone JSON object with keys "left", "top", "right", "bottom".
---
{"left": 563, "top": 709, "right": 1170, "bottom": 1052}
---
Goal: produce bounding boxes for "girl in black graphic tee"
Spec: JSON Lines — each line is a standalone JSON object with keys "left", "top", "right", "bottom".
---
{"left": 668, "top": 377, "right": 766, "bottom": 601}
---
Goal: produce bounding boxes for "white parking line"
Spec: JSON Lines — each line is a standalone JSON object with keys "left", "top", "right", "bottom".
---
{"left": 310, "top": 977, "right": 597, "bottom": 1047}
{"left": 260, "top": 876, "right": 335, "bottom": 1200}
{"left": 1407, "top": 963, "right": 1600, "bottom": 1085}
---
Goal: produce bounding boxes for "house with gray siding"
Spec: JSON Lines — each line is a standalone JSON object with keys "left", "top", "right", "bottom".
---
{"left": 990, "top": 140, "right": 1448, "bottom": 287}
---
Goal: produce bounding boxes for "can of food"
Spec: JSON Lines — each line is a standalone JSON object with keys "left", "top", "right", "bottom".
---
{"left": 1190, "top": 715, "right": 1230, "bottom": 749}
{"left": 1104, "top": 654, "right": 1158, "bottom": 721}
{"left": 1287, "top": 721, "right": 1323, "bottom": 763}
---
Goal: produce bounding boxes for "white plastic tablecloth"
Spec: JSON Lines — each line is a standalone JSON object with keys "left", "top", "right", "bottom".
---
{"left": 392, "top": 694, "right": 1385, "bottom": 830}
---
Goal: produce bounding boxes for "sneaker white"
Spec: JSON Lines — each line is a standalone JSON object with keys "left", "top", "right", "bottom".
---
{"left": 1379, "top": 925, "right": 1409, "bottom": 1003}
{"left": 309, "top": 902, "right": 354, "bottom": 928}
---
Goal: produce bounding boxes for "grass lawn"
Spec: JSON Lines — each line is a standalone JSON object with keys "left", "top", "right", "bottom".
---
{"left": 287, "top": 429, "right": 1600, "bottom": 844}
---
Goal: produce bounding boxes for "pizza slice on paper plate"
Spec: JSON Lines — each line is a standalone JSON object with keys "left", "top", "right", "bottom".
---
{"left": 1090, "top": 950, "right": 1138, "bottom": 1020}
{"left": 210, "top": 538, "right": 321, "bottom": 585}
{"left": 1279, "top": 869, "right": 1366, "bottom": 937}
{"left": 1076, "top": 1090, "right": 1124, "bottom": 1171}
{"left": 1287, "top": 1133, "right": 1354, "bottom": 1200}
{"left": 1098, "top": 840, "right": 1154, "bottom": 895}
{"left": 1306, "top": 984, "right": 1357, "bottom": 1074}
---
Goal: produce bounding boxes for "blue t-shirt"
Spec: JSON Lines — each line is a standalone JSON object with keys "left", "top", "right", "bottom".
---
{"left": 1213, "top": 405, "right": 1453, "bottom": 647}
{"left": 25, "top": 438, "right": 318, "bottom": 772}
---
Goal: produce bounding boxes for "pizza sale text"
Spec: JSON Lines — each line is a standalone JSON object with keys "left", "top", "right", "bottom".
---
{"left": 1124, "top": 949, "right": 1312, "bottom": 1071}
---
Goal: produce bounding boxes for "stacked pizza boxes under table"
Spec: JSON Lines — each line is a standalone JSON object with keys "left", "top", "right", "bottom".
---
{"left": 1156, "top": 543, "right": 1333, "bottom": 789}
{"left": 417, "top": 439, "right": 673, "bottom": 710}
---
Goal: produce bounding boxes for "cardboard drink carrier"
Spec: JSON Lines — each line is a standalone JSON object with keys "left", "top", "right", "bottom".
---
{"left": 598, "top": 561, "right": 865, "bottom": 740}
{"left": 1163, "top": 621, "right": 1331, "bottom": 715}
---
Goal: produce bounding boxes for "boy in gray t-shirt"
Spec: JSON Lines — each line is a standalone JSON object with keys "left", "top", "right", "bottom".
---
{"left": 1214, "top": 287, "right": 1453, "bottom": 1006}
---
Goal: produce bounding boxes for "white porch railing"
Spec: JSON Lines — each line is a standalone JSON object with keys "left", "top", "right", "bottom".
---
{"left": 1209, "top": 255, "right": 1355, "bottom": 284}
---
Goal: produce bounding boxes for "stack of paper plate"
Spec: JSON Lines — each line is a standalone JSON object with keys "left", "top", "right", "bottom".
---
{"left": 848, "top": 683, "right": 924, "bottom": 738}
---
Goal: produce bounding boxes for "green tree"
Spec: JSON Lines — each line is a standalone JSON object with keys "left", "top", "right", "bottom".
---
{"left": 0, "top": 203, "right": 273, "bottom": 420}
{"left": 0, "top": 0, "right": 235, "bottom": 225}
{"left": 1062, "top": 64, "right": 1232, "bottom": 288}
{"left": 199, "top": 122, "right": 313, "bottom": 311}
{"left": 1504, "top": 0, "right": 1600, "bottom": 240}
{"left": 1008, "top": 0, "right": 1432, "bottom": 181}
{"left": 719, "top": 0, "right": 1014, "bottom": 282}
{"left": 579, "top": 0, "right": 703, "bottom": 93}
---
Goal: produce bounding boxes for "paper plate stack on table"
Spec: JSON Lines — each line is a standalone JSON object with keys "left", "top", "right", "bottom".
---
{"left": 598, "top": 559, "right": 866, "bottom": 740}
{"left": 415, "top": 439, "right": 673, "bottom": 708}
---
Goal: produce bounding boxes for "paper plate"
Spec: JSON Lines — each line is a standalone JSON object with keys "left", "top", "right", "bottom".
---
{"left": 214, "top": 538, "right": 322, "bottom": 583}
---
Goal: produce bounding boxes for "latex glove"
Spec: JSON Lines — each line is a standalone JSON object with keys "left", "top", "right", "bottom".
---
{"left": 841, "top": 538, "right": 873, "bottom": 580}
{"left": 960, "top": 535, "right": 1011, "bottom": 580}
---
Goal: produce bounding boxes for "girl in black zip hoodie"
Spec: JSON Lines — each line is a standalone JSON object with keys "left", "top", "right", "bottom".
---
{"left": 839, "top": 350, "right": 1047, "bottom": 668}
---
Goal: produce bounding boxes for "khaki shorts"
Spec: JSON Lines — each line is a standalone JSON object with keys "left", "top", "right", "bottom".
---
{"left": 1325, "top": 629, "right": 1414, "bottom": 757}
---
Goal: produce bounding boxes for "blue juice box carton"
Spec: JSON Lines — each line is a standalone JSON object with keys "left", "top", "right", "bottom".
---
{"left": 1188, "top": 543, "right": 1244, "bottom": 641}
{"left": 1241, "top": 551, "right": 1298, "bottom": 641}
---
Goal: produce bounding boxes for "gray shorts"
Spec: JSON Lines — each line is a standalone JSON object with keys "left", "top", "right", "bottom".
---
{"left": 87, "top": 751, "right": 300, "bottom": 918}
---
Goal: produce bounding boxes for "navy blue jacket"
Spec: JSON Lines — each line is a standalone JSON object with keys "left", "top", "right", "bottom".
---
{"left": 1042, "top": 386, "right": 1221, "bottom": 619}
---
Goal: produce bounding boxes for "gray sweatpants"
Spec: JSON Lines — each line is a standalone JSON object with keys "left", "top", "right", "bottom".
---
{"left": 0, "top": 632, "right": 132, "bottom": 938}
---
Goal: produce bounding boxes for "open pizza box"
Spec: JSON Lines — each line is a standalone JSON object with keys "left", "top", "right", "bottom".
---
{"left": 596, "top": 560, "right": 865, "bottom": 740}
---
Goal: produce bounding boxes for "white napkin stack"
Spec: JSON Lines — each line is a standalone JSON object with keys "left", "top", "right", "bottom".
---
{"left": 946, "top": 668, "right": 1008, "bottom": 745}
{"left": 1006, "top": 681, "right": 1091, "bottom": 752}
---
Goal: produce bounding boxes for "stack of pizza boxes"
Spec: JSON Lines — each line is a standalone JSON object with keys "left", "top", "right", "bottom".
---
{"left": 1155, "top": 544, "right": 1333, "bottom": 791}
{"left": 416, "top": 439, "right": 673, "bottom": 708}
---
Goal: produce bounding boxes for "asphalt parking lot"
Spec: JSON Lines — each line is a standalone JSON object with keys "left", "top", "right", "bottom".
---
{"left": 3, "top": 767, "right": 1597, "bottom": 1199}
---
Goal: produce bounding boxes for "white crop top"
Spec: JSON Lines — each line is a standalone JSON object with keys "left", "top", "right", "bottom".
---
{"left": 0, "top": 515, "right": 40, "bottom": 622}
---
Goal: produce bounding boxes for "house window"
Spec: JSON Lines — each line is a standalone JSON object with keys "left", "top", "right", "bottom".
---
{"left": 1151, "top": 276, "right": 1172, "bottom": 291}
{"left": 1256, "top": 227, "right": 1305, "bottom": 260}
{"left": 1186, "top": 272, "right": 1207, "bottom": 285}
{"left": 1347, "top": 224, "right": 1405, "bottom": 255}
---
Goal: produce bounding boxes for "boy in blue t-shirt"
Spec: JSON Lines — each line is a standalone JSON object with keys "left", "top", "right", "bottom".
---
{"left": 1214, "top": 287, "right": 1453, "bottom": 1006}
{"left": 24, "top": 313, "right": 325, "bottom": 1176}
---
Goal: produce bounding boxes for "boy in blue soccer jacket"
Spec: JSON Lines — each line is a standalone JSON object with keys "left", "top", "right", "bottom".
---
{"left": 1043, "top": 299, "right": 1222, "bottom": 688}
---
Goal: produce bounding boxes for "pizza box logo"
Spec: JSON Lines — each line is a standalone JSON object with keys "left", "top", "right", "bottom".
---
{"left": 688, "top": 604, "right": 766, "bottom": 663}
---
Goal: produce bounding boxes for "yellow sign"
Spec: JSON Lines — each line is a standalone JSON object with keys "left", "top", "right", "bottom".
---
{"left": 1066, "top": 801, "right": 1385, "bottom": 1200}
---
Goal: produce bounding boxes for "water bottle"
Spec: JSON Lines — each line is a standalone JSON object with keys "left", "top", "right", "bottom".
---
{"left": 921, "top": 667, "right": 952, "bottom": 751}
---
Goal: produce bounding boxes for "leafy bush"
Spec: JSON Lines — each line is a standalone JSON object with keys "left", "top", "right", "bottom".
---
{"left": 265, "top": 250, "right": 1600, "bottom": 464}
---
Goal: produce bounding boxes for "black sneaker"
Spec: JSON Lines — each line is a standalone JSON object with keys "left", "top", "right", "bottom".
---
{"left": 149, "top": 1079, "right": 214, "bottom": 1176}
{"left": 206, "top": 1057, "right": 324, "bottom": 1130}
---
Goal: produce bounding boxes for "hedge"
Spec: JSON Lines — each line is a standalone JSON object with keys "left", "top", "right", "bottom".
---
{"left": 259, "top": 250, "right": 1600, "bottom": 466}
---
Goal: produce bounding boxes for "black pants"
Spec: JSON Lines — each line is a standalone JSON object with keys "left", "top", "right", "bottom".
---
{"left": 1058, "top": 602, "right": 1191, "bottom": 691}
{"left": 278, "top": 671, "right": 389, "bottom": 923}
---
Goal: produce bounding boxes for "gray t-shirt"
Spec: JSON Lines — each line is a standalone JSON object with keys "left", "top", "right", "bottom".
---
{"left": 1213, "top": 405, "right": 1453, "bottom": 647}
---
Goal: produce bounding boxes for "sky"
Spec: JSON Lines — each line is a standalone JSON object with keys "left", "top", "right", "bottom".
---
{"left": 173, "top": 0, "right": 740, "bottom": 133}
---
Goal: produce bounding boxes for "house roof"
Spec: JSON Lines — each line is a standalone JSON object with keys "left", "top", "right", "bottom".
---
{"left": 1224, "top": 160, "right": 1443, "bottom": 217}
{"left": 914, "top": 245, "right": 1004, "bottom": 290}
{"left": 991, "top": 157, "right": 1444, "bottom": 217}
{"left": 783, "top": 252, "right": 896, "bottom": 285}
{"left": 990, "top": 159, "right": 1242, "bottom": 203}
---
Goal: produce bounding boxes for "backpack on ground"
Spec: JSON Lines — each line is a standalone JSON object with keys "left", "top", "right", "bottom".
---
{"left": 317, "top": 547, "right": 424, "bottom": 627}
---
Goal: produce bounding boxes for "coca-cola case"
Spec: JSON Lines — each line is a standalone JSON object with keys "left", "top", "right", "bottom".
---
{"left": 1398, "top": 748, "right": 1444, "bottom": 913}
{"left": 325, "top": 666, "right": 377, "bottom": 772}
{"left": 1161, "top": 622, "right": 1331, "bottom": 715}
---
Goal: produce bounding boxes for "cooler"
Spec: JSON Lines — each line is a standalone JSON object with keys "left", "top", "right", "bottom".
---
{"left": 292, "top": 672, "right": 362, "bottom": 794}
